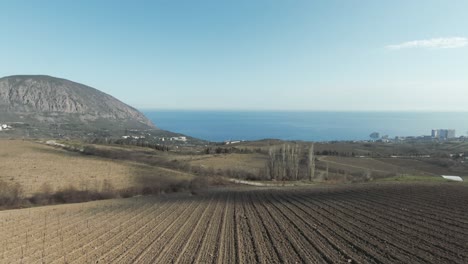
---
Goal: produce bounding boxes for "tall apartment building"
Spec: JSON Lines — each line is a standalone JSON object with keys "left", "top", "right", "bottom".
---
{"left": 447, "top": 129, "right": 456, "bottom": 139}
{"left": 431, "top": 129, "right": 456, "bottom": 140}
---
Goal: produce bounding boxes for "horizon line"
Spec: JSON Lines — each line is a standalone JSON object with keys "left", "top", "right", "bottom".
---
{"left": 139, "top": 108, "right": 468, "bottom": 113}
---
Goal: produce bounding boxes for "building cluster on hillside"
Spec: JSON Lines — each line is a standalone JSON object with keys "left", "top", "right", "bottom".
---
{"left": 157, "top": 136, "right": 187, "bottom": 142}
{"left": 225, "top": 140, "right": 243, "bottom": 145}
{"left": 122, "top": 135, "right": 146, "bottom": 139}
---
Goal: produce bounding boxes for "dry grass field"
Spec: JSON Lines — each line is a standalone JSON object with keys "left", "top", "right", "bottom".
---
{"left": 0, "top": 183, "right": 467, "bottom": 264}
{"left": 0, "top": 140, "right": 192, "bottom": 196}
{"left": 318, "top": 156, "right": 413, "bottom": 175}
{"left": 376, "top": 158, "right": 463, "bottom": 176}
{"left": 187, "top": 153, "right": 266, "bottom": 175}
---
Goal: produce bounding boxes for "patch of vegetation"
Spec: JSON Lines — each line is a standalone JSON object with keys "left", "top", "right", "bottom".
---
{"left": 1, "top": 176, "right": 212, "bottom": 210}
{"left": 0, "top": 180, "right": 23, "bottom": 208}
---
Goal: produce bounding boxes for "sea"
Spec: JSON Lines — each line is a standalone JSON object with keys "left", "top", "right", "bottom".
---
{"left": 143, "top": 110, "right": 468, "bottom": 142}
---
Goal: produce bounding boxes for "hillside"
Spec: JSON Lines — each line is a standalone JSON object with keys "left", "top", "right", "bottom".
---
{"left": 0, "top": 75, "right": 155, "bottom": 137}
{"left": 0, "top": 140, "right": 194, "bottom": 196}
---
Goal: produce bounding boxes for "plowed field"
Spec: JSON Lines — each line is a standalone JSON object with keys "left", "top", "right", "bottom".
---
{"left": 1, "top": 183, "right": 467, "bottom": 263}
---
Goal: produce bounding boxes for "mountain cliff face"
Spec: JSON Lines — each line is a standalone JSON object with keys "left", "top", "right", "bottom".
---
{"left": 0, "top": 75, "right": 155, "bottom": 130}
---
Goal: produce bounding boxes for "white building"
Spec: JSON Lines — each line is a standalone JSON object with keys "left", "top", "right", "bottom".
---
{"left": 432, "top": 129, "right": 456, "bottom": 140}
{"left": 171, "top": 136, "right": 187, "bottom": 142}
{"left": 0, "top": 124, "right": 11, "bottom": 131}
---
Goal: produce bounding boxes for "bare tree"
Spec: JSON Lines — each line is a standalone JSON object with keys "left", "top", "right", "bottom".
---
{"left": 281, "top": 144, "right": 286, "bottom": 181}
{"left": 292, "top": 144, "right": 299, "bottom": 181}
{"left": 267, "top": 143, "right": 301, "bottom": 181}
{"left": 267, "top": 146, "right": 276, "bottom": 180}
{"left": 325, "top": 161, "right": 329, "bottom": 180}
{"left": 308, "top": 143, "right": 315, "bottom": 181}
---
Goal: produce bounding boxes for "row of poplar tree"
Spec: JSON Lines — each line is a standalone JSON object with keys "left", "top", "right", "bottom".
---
{"left": 265, "top": 144, "right": 316, "bottom": 181}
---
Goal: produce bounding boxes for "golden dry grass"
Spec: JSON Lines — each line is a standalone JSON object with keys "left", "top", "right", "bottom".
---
{"left": 319, "top": 156, "right": 403, "bottom": 174}
{"left": 187, "top": 153, "right": 266, "bottom": 174}
{"left": 0, "top": 140, "right": 192, "bottom": 196}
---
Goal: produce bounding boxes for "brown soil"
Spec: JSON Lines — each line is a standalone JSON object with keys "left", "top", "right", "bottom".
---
{"left": 1, "top": 183, "right": 467, "bottom": 263}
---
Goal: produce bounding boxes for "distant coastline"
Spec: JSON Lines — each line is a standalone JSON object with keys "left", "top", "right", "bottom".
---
{"left": 143, "top": 110, "right": 468, "bottom": 142}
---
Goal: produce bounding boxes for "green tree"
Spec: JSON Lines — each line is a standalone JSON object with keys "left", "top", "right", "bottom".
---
{"left": 369, "top": 132, "right": 380, "bottom": 140}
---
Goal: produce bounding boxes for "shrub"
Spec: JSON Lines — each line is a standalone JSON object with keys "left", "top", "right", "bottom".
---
{"left": 189, "top": 177, "right": 209, "bottom": 195}
{"left": 0, "top": 180, "right": 23, "bottom": 207}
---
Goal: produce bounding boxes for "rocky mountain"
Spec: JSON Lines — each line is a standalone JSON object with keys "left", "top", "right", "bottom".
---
{"left": 0, "top": 75, "right": 156, "bottom": 136}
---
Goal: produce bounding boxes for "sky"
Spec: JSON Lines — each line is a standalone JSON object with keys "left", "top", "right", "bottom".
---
{"left": 1, "top": 0, "right": 467, "bottom": 111}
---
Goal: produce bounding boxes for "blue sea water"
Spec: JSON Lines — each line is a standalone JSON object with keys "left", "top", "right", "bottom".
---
{"left": 143, "top": 110, "right": 468, "bottom": 142}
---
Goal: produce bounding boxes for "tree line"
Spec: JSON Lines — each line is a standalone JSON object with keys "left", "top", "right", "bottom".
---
{"left": 265, "top": 143, "right": 316, "bottom": 181}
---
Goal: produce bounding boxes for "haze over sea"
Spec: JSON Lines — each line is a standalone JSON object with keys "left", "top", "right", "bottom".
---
{"left": 144, "top": 111, "right": 468, "bottom": 142}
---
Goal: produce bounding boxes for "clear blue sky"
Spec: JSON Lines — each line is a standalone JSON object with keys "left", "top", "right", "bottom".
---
{"left": 1, "top": 0, "right": 467, "bottom": 111}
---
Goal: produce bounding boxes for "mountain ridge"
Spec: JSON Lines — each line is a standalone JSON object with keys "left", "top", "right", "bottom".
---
{"left": 0, "top": 75, "right": 156, "bottom": 136}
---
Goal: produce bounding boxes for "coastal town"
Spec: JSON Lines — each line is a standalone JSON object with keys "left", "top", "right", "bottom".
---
{"left": 370, "top": 129, "right": 466, "bottom": 143}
